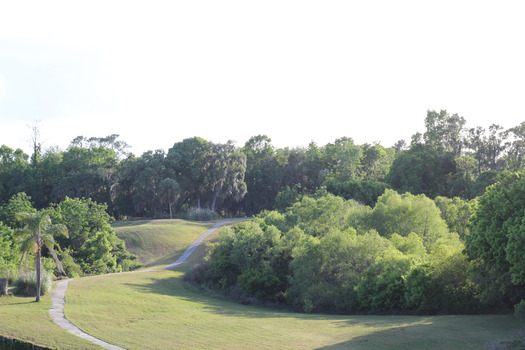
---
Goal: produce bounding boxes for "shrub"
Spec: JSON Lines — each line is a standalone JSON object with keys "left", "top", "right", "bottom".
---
{"left": 187, "top": 208, "right": 220, "bottom": 221}
{"left": 13, "top": 270, "right": 53, "bottom": 297}
{"left": 515, "top": 300, "right": 525, "bottom": 322}
{"left": 0, "top": 266, "right": 18, "bottom": 284}
{"left": 57, "top": 248, "right": 83, "bottom": 278}
{"left": 120, "top": 258, "right": 143, "bottom": 272}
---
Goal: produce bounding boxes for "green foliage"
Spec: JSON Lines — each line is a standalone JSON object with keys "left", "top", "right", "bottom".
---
{"left": 49, "top": 197, "right": 138, "bottom": 275}
{"left": 286, "top": 194, "right": 369, "bottom": 236}
{"left": 57, "top": 249, "right": 83, "bottom": 278}
{"left": 324, "top": 178, "right": 390, "bottom": 207}
{"left": 0, "top": 192, "right": 36, "bottom": 229}
{"left": 288, "top": 230, "right": 390, "bottom": 312}
{"left": 193, "top": 191, "right": 480, "bottom": 314}
{"left": 185, "top": 208, "right": 220, "bottom": 221}
{"left": 434, "top": 196, "right": 473, "bottom": 239}
{"left": 466, "top": 172, "right": 525, "bottom": 307}
{"left": 13, "top": 270, "right": 52, "bottom": 297}
{"left": 355, "top": 248, "right": 412, "bottom": 312}
{"left": 514, "top": 300, "right": 525, "bottom": 322}
{"left": 370, "top": 189, "right": 449, "bottom": 248}
{"left": 386, "top": 144, "right": 460, "bottom": 198}
{"left": 0, "top": 223, "right": 20, "bottom": 276}
{"left": 405, "top": 241, "right": 477, "bottom": 314}
{"left": 274, "top": 185, "right": 305, "bottom": 213}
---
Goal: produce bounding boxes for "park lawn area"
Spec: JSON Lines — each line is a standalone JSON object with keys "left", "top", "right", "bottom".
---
{"left": 112, "top": 219, "right": 218, "bottom": 267}
{"left": 66, "top": 266, "right": 523, "bottom": 350}
{"left": 0, "top": 283, "right": 103, "bottom": 350}
{"left": 65, "top": 220, "right": 523, "bottom": 350}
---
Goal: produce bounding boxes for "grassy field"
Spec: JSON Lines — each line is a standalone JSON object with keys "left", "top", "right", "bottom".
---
{"left": 112, "top": 219, "right": 218, "bottom": 267}
{"left": 0, "top": 284, "right": 103, "bottom": 350}
{"left": 1, "top": 218, "right": 524, "bottom": 349}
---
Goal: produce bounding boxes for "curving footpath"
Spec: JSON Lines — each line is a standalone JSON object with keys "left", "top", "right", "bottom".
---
{"left": 49, "top": 220, "right": 231, "bottom": 350}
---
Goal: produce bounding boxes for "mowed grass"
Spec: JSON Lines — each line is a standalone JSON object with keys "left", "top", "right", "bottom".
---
{"left": 65, "top": 219, "right": 523, "bottom": 350}
{"left": 112, "top": 219, "right": 218, "bottom": 267}
{"left": 0, "top": 285, "right": 103, "bottom": 350}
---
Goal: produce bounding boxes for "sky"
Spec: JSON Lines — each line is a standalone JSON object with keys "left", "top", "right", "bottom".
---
{"left": 1, "top": 1, "right": 524, "bottom": 156}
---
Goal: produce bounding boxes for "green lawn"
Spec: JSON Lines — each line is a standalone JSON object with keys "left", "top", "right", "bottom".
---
{"left": 112, "top": 219, "right": 217, "bottom": 267}
{"left": 0, "top": 285, "right": 103, "bottom": 350}
{"left": 1, "top": 218, "right": 523, "bottom": 349}
{"left": 66, "top": 266, "right": 523, "bottom": 350}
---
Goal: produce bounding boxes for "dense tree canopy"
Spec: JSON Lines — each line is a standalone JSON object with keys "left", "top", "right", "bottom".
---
{"left": 466, "top": 173, "right": 525, "bottom": 308}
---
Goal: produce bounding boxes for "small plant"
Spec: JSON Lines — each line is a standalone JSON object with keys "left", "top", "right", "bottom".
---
{"left": 13, "top": 270, "right": 53, "bottom": 297}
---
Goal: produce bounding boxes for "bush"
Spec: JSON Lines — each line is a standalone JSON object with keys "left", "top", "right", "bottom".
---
{"left": 120, "top": 258, "right": 143, "bottom": 272}
{"left": 187, "top": 208, "right": 220, "bottom": 221}
{"left": 515, "top": 300, "right": 525, "bottom": 322}
{"left": 13, "top": 270, "right": 53, "bottom": 297}
{"left": 0, "top": 266, "right": 18, "bottom": 284}
{"left": 57, "top": 248, "right": 83, "bottom": 278}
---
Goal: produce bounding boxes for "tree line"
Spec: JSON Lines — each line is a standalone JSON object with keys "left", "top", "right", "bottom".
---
{"left": 1, "top": 111, "right": 523, "bottom": 220}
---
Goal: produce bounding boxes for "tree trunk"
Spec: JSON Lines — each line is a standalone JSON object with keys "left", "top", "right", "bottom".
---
{"left": 35, "top": 249, "right": 41, "bottom": 302}
{"left": 169, "top": 203, "right": 173, "bottom": 219}
{"left": 211, "top": 188, "right": 220, "bottom": 212}
{"left": 197, "top": 195, "right": 201, "bottom": 209}
{"left": 0, "top": 278, "right": 8, "bottom": 296}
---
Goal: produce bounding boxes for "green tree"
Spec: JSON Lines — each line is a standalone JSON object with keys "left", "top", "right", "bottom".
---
{"left": 159, "top": 178, "right": 180, "bottom": 219}
{"left": 166, "top": 137, "right": 211, "bottom": 209}
{"left": 0, "top": 145, "right": 29, "bottom": 204}
{"left": 386, "top": 143, "right": 458, "bottom": 198}
{"left": 369, "top": 189, "right": 449, "bottom": 248}
{"left": 50, "top": 197, "right": 137, "bottom": 275}
{"left": 504, "top": 122, "right": 525, "bottom": 172}
{"left": 206, "top": 141, "right": 247, "bottom": 212}
{"left": 14, "top": 211, "right": 68, "bottom": 301}
{"left": 466, "top": 172, "right": 525, "bottom": 308}
{"left": 0, "top": 192, "right": 36, "bottom": 229}
{"left": 423, "top": 109, "right": 466, "bottom": 156}
{"left": 434, "top": 196, "right": 473, "bottom": 240}
{"left": 242, "top": 135, "right": 282, "bottom": 214}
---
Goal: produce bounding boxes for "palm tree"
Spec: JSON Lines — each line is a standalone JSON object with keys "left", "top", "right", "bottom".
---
{"left": 15, "top": 211, "right": 68, "bottom": 302}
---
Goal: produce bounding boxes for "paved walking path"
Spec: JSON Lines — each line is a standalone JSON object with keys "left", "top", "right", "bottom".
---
{"left": 48, "top": 220, "right": 230, "bottom": 350}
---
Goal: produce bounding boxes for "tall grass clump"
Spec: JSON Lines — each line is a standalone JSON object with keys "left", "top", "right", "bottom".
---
{"left": 13, "top": 270, "right": 53, "bottom": 297}
{"left": 185, "top": 208, "right": 219, "bottom": 221}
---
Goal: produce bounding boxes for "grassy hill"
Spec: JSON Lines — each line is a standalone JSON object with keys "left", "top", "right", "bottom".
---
{"left": 112, "top": 219, "right": 218, "bottom": 267}
{"left": 1, "top": 218, "right": 523, "bottom": 349}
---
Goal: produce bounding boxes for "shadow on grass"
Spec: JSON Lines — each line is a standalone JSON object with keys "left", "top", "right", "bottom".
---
{"left": 124, "top": 272, "right": 422, "bottom": 323}
{"left": 315, "top": 321, "right": 522, "bottom": 350}
{"left": 121, "top": 271, "right": 523, "bottom": 349}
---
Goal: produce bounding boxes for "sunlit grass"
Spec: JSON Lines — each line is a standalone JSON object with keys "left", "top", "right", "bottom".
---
{"left": 0, "top": 285, "right": 103, "bottom": 350}
{"left": 112, "top": 219, "right": 217, "bottom": 267}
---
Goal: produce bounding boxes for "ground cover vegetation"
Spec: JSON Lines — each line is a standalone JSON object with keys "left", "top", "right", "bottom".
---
{"left": 0, "top": 110, "right": 524, "bottom": 314}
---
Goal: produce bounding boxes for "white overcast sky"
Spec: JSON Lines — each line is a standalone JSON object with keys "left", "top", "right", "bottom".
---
{"left": 1, "top": 1, "right": 524, "bottom": 156}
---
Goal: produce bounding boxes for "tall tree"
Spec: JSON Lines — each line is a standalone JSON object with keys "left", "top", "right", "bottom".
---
{"left": 14, "top": 211, "right": 68, "bottom": 301}
{"left": 504, "top": 122, "right": 525, "bottom": 172}
{"left": 466, "top": 173, "right": 525, "bottom": 307}
{"left": 207, "top": 141, "right": 247, "bottom": 212}
{"left": 242, "top": 135, "right": 282, "bottom": 214}
{"left": 423, "top": 110, "right": 466, "bottom": 156}
{"left": 166, "top": 137, "right": 210, "bottom": 209}
{"left": 159, "top": 178, "right": 180, "bottom": 219}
